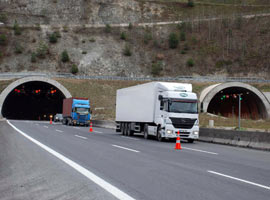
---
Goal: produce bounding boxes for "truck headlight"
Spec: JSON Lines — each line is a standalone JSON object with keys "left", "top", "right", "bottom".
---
{"left": 166, "top": 129, "right": 173, "bottom": 134}
{"left": 193, "top": 131, "right": 199, "bottom": 135}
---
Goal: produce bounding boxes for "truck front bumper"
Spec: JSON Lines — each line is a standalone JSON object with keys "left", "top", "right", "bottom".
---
{"left": 163, "top": 124, "right": 199, "bottom": 139}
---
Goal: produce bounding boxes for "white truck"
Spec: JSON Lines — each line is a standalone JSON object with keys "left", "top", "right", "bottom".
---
{"left": 115, "top": 82, "right": 199, "bottom": 142}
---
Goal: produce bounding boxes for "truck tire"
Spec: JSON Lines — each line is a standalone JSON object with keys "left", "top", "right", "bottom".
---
{"left": 127, "top": 123, "right": 134, "bottom": 136}
{"left": 144, "top": 124, "right": 149, "bottom": 139}
{"left": 121, "top": 123, "right": 125, "bottom": 135}
{"left": 187, "top": 139, "right": 194, "bottom": 143}
{"left": 157, "top": 127, "right": 163, "bottom": 142}
{"left": 68, "top": 118, "right": 72, "bottom": 126}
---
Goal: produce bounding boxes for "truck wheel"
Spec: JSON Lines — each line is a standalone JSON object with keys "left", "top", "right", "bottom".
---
{"left": 157, "top": 127, "right": 163, "bottom": 142}
{"left": 127, "top": 123, "right": 134, "bottom": 136}
{"left": 187, "top": 139, "right": 194, "bottom": 143}
{"left": 121, "top": 123, "right": 125, "bottom": 135}
{"left": 144, "top": 124, "right": 149, "bottom": 139}
{"left": 68, "top": 119, "right": 72, "bottom": 126}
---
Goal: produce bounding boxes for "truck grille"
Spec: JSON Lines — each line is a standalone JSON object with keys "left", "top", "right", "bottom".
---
{"left": 169, "top": 118, "right": 196, "bottom": 129}
{"left": 78, "top": 115, "right": 87, "bottom": 120}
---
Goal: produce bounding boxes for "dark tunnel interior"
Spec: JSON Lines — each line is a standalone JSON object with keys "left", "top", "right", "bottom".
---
{"left": 2, "top": 81, "right": 65, "bottom": 120}
{"left": 207, "top": 87, "right": 266, "bottom": 119}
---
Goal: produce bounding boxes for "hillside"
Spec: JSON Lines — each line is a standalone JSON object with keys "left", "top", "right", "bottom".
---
{"left": 0, "top": 0, "right": 269, "bottom": 78}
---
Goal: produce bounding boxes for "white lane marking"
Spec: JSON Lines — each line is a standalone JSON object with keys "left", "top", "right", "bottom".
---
{"left": 7, "top": 120, "right": 136, "bottom": 200}
{"left": 112, "top": 145, "right": 140, "bottom": 153}
{"left": 43, "top": 126, "right": 48, "bottom": 128}
{"left": 121, "top": 136, "right": 140, "bottom": 141}
{"left": 73, "top": 127, "right": 80, "bottom": 129}
{"left": 208, "top": 170, "right": 270, "bottom": 190}
{"left": 56, "top": 129, "right": 63, "bottom": 133}
{"left": 93, "top": 130, "right": 103, "bottom": 134}
{"left": 182, "top": 147, "right": 218, "bottom": 155}
{"left": 75, "top": 135, "right": 87, "bottom": 140}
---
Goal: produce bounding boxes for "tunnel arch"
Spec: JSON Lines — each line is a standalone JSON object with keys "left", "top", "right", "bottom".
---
{"left": 200, "top": 82, "right": 270, "bottom": 119}
{"left": 0, "top": 76, "right": 72, "bottom": 119}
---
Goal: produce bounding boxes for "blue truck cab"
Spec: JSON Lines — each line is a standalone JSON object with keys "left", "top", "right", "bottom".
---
{"left": 62, "top": 98, "right": 91, "bottom": 126}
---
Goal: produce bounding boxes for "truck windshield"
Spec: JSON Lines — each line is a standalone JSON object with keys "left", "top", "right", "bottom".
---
{"left": 169, "top": 100, "right": 198, "bottom": 114}
{"left": 75, "top": 107, "right": 89, "bottom": 114}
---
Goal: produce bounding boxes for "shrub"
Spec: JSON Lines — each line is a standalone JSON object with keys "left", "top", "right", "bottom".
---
{"left": 14, "top": 43, "right": 23, "bottom": 54}
{"left": 151, "top": 61, "right": 163, "bottom": 76}
{"left": 180, "top": 31, "right": 186, "bottom": 41}
{"left": 186, "top": 58, "right": 194, "bottom": 67}
{"left": 89, "top": 38, "right": 96, "bottom": 42}
{"left": 71, "top": 64, "right": 79, "bottom": 74}
{"left": 128, "top": 23, "right": 133, "bottom": 30}
{"left": 184, "top": 43, "right": 189, "bottom": 51}
{"left": 143, "top": 32, "right": 152, "bottom": 44}
{"left": 120, "top": 32, "right": 127, "bottom": 40}
{"left": 0, "top": 51, "right": 3, "bottom": 58}
{"left": 54, "top": 31, "right": 61, "bottom": 38}
{"left": 0, "top": 34, "right": 7, "bottom": 46}
{"left": 13, "top": 21, "right": 22, "bottom": 35}
{"left": 123, "top": 44, "right": 132, "bottom": 56}
{"left": 187, "top": 0, "right": 195, "bottom": 7}
{"left": 62, "top": 25, "right": 69, "bottom": 32}
{"left": 82, "top": 51, "right": 87, "bottom": 54}
{"left": 49, "top": 32, "right": 57, "bottom": 43}
{"left": 31, "top": 52, "right": 37, "bottom": 63}
{"left": 61, "top": 50, "right": 70, "bottom": 62}
{"left": 36, "top": 42, "right": 48, "bottom": 59}
{"left": 82, "top": 40, "right": 86, "bottom": 43}
{"left": 169, "top": 33, "right": 179, "bottom": 49}
{"left": 181, "top": 50, "right": 186, "bottom": 54}
{"left": 105, "top": 24, "right": 111, "bottom": 33}
{"left": 0, "top": 14, "right": 7, "bottom": 23}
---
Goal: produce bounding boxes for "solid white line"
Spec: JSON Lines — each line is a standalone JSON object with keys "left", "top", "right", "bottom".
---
{"left": 56, "top": 129, "right": 63, "bottom": 133}
{"left": 182, "top": 147, "right": 218, "bottom": 155}
{"left": 208, "top": 170, "right": 270, "bottom": 190}
{"left": 121, "top": 136, "right": 140, "bottom": 141}
{"left": 43, "top": 126, "right": 48, "bottom": 128}
{"left": 74, "top": 135, "right": 87, "bottom": 140}
{"left": 7, "top": 120, "right": 136, "bottom": 200}
{"left": 112, "top": 145, "right": 140, "bottom": 153}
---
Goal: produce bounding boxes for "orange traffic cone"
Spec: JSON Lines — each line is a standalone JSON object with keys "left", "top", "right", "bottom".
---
{"left": 89, "top": 122, "right": 93, "bottom": 132}
{"left": 50, "top": 116, "right": 53, "bottom": 125}
{"left": 175, "top": 131, "right": 182, "bottom": 150}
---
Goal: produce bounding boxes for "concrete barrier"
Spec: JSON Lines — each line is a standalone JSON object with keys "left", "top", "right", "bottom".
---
{"left": 199, "top": 128, "right": 270, "bottom": 151}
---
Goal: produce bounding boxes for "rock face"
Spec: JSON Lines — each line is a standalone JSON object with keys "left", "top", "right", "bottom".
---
{"left": 1, "top": 0, "right": 164, "bottom": 25}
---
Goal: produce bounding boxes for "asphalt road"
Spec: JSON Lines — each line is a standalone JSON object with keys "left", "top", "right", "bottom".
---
{"left": 2, "top": 120, "right": 270, "bottom": 200}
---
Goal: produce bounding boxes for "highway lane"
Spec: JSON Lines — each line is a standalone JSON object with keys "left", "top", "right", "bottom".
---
{"left": 7, "top": 120, "right": 270, "bottom": 200}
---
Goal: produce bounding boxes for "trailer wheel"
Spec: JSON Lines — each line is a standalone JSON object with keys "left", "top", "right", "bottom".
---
{"left": 157, "top": 127, "right": 163, "bottom": 142}
{"left": 144, "top": 124, "right": 149, "bottom": 139}
{"left": 127, "top": 123, "right": 134, "bottom": 136}
{"left": 121, "top": 123, "right": 125, "bottom": 135}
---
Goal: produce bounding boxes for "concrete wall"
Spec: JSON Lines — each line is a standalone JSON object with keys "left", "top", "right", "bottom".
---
{"left": 199, "top": 128, "right": 270, "bottom": 151}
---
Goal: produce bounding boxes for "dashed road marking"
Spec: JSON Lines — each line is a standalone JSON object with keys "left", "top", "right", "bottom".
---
{"left": 121, "top": 136, "right": 140, "bottom": 141}
{"left": 93, "top": 130, "right": 103, "bottom": 134}
{"left": 182, "top": 147, "right": 218, "bottom": 155}
{"left": 43, "top": 126, "right": 48, "bottom": 128}
{"left": 112, "top": 145, "right": 140, "bottom": 153}
{"left": 73, "top": 127, "right": 80, "bottom": 130}
{"left": 75, "top": 135, "right": 87, "bottom": 140}
{"left": 208, "top": 170, "right": 270, "bottom": 190}
{"left": 56, "top": 129, "right": 63, "bottom": 133}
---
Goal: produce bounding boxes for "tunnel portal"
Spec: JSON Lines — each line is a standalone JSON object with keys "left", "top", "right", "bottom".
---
{"left": 207, "top": 87, "right": 266, "bottom": 119}
{"left": 2, "top": 81, "right": 65, "bottom": 120}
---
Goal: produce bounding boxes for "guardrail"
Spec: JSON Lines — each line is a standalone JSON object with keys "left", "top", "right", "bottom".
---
{"left": 0, "top": 72, "right": 270, "bottom": 83}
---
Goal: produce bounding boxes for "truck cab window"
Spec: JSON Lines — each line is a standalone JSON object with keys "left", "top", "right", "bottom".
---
{"left": 160, "top": 100, "right": 164, "bottom": 110}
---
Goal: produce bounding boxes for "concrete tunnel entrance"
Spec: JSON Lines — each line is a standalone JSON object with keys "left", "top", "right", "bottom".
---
{"left": 0, "top": 77, "right": 72, "bottom": 120}
{"left": 200, "top": 82, "right": 270, "bottom": 120}
{"left": 207, "top": 87, "right": 266, "bottom": 119}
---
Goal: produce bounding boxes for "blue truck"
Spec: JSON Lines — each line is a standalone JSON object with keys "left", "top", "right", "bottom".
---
{"left": 62, "top": 98, "right": 91, "bottom": 126}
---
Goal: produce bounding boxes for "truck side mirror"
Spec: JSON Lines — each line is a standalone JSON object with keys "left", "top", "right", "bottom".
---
{"left": 158, "top": 95, "right": 163, "bottom": 101}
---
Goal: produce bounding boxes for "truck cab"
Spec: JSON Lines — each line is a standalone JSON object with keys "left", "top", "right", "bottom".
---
{"left": 155, "top": 91, "right": 199, "bottom": 143}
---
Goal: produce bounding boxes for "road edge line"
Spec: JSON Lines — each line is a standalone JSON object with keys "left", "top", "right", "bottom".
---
{"left": 7, "top": 120, "right": 136, "bottom": 200}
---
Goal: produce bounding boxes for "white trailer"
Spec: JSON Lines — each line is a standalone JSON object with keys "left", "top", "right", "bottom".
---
{"left": 116, "top": 82, "right": 199, "bottom": 142}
